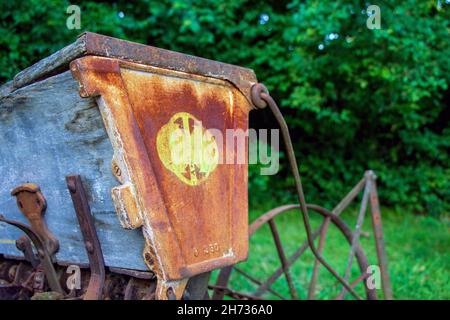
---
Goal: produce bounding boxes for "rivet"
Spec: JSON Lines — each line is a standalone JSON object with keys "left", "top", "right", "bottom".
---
{"left": 85, "top": 241, "right": 94, "bottom": 253}
{"left": 145, "top": 253, "right": 154, "bottom": 265}
{"left": 67, "top": 180, "right": 77, "bottom": 193}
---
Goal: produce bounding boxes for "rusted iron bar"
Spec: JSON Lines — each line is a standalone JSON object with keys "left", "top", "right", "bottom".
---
{"left": 108, "top": 267, "right": 155, "bottom": 280}
{"left": 367, "top": 172, "right": 393, "bottom": 300}
{"left": 307, "top": 205, "right": 376, "bottom": 300}
{"left": 268, "top": 219, "right": 298, "bottom": 299}
{"left": 234, "top": 267, "right": 286, "bottom": 300}
{"left": 250, "top": 205, "right": 299, "bottom": 236}
{"left": 252, "top": 83, "right": 361, "bottom": 300}
{"left": 184, "top": 272, "right": 211, "bottom": 300}
{"left": 333, "top": 272, "right": 369, "bottom": 300}
{"left": 350, "top": 272, "right": 370, "bottom": 288}
{"left": 307, "top": 176, "right": 367, "bottom": 299}
{"left": 209, "top": 285, "right": 263, "bottom": 300}
{"left": 0, "top": 215, "right": 63, "bottom": 294}
{"left": 254, "top": 236, "right": 309, "bottom": 297}
{"left": 247, "top": 204, "right": 313, "bottom": 297}
{"left": 332, "top": 177, "right": 367, "bottom": 215}
{"left": 16, "top": 237, "right": 39, "bottom": 268}
{"left": 307, "top": 220, "right": 329, "bottom": 299}
{"left": 66, "top": 175, "right": 105, "bottom": 300}
{"left": 212, "top": 266, "right": 234, "bottom": 300}
{"left": 338, "top": 176, "right": 372, "bottom": 299}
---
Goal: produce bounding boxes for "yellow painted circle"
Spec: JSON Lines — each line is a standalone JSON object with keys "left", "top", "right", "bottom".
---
{"left": 156, "top": 112, "right": 219, "bottom": 186}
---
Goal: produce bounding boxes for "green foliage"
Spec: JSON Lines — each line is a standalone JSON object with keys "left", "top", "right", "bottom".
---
{"left": 0, "top": 0, "right": 448, "bottom": 214}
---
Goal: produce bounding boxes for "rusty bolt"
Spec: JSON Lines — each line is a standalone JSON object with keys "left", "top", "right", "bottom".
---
{"left": 144, "top": 253, "right": 154, "bottom": 265}
{"left": 67, "top": 179, "right": 77, "bottom": 194}
{"left": 113, "top": 164, "right": 122, "bottom": 177}
{"left": 85, "top": 241, "right": 94, "bottom": 253}
{"left": 166, "top": 287, "right": 176, "bottom": 300}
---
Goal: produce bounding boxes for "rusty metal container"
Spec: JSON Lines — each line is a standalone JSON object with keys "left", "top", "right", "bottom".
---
{"left": 0, "top": 32, "right": 257, "bottom": 298}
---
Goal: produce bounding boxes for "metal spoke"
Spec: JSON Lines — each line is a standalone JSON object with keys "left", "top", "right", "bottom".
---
{"left": 334, "top": 273, "right": 369, "bottom": 300}
{"left": 252, "top": 204, "right": 376, "bottom": 300}
{"left": 209, "top": 285, "right": 262, "bottom": 300}
{"left": 308, "top": 176, "right": 366, "bottom": 299}
{"left": 338, "top": 175, "right": 371, "bottom": 299}
{"left": 234, "top": 267, "right": 286, "bottom": 300}
{"left": 367, "top": 172, "right": 393, "bottom": 299}
{"left": 268, "top": 219, "right": 298, "bottom": 299}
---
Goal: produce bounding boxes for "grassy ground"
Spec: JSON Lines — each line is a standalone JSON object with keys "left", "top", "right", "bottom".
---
{"left": 210, "top": 205, "right": 449, "bottom": 300}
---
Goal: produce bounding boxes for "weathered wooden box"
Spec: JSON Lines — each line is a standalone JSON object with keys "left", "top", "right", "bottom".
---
{"left": 0, "top": 33, "right": 257, "bottom": 287}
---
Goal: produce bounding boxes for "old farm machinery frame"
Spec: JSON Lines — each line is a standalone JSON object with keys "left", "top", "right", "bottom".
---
{"left": 0, "top": 33, "right": 392, "bottom": 300}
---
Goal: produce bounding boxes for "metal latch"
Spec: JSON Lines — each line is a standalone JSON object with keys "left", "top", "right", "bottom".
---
{"left": 11, "top": 183, "right": 59, "bottom": 256}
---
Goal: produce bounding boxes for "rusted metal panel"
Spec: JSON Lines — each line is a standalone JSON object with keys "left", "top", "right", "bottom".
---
{"left": 70, "top": 54, "right": 253, "bottom": 297}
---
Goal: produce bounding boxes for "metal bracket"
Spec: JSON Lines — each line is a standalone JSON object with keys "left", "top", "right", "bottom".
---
{"left": 66, "top": 175, "right": 105, "bottom": 300}
{"left": 11, "top": 183, "right": 59, "bottom": 256}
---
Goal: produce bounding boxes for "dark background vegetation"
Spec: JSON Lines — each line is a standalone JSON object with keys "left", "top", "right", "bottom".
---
{"left": 0, "top": 0, "right": 448, "bottom": 215}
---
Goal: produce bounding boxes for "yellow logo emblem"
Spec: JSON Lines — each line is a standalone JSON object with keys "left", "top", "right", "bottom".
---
{"left": 156, "top": 112, "right": 219, "bottom": 186}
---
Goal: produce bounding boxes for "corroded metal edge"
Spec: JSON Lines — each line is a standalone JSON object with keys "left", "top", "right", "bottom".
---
{"left": 83, "top": 32, "right": 258, "bottom": 104}
{"left": 12, "top": 32, "right": 257, "bottom": 105}
{"left": 69, "top": 56, "right": 249, "bottom": 285}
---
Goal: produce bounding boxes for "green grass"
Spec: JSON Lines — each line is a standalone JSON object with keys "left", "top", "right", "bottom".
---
{"left": 210, "top": 206, "right": 450, "bottom": 300}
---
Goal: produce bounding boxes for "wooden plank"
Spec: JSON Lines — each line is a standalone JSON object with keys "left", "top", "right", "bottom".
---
{"left": 0, "top": 71, "right": 147, "bottom": 270}
{"left": 11, "top": 32, "right": 257, "bottom": 104}
{"left": 13, "top": 38, "right": 86, "bottom": 90}
{"left": 0, "top": 81, "right": 14, "bottom": 99}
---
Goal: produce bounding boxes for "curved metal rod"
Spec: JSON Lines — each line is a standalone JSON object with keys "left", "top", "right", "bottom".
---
{"left": 252, "top": 84, "right": 361, "bottom": 299}
{"left": 306, "top": 204, "right": 376, "bottom": 299}
{"left": 209, "top": 285, "right": 263, "bottom": 300}
{"left": 0, "top": 214, "right": 64, "bottom": 294}
{"left": 249, "top": 204, "right": 299, "bottom": 236}
{"left": 257, "top": 204, "right": 375, "bottom": 299}
{"left": 214, "top": 204, "right": 376, "bottom": 300}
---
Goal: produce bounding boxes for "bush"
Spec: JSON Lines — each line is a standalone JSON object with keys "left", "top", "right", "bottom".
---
{"left": 1, "top": 0, "right": 448, "bottom": 214}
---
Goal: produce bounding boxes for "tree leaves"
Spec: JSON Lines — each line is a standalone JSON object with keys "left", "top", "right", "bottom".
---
{"left": 0, "top": 0, "right": 448, "bottom": 214}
